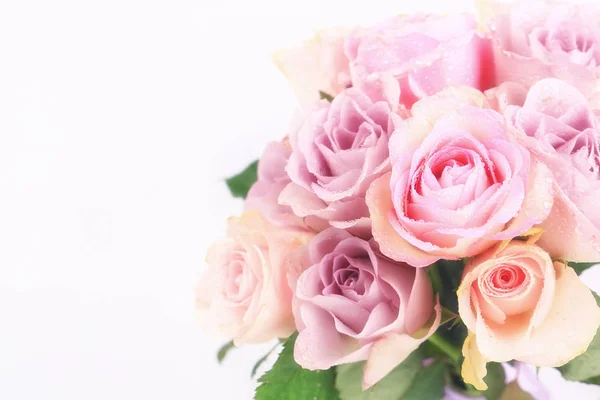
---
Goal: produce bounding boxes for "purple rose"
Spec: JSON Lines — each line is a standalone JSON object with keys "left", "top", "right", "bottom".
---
{"left": 504, "top": 78, "right": 600, "bottom": 261}
{"left": 293, "top": 228, "right": 440, "bottom": 389}
{"left": 280, "top": 87, "right": 398, "bottom": 238}
{"left": 245, "top": 140, "right": 306, "bottom": 230}
{"left": 490, "top": 0, "right": 600, "bottom": 97}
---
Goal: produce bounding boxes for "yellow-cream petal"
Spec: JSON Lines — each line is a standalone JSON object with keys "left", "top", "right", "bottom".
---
{"left": 462, "top": 333, "right": 489, "bottom": 391}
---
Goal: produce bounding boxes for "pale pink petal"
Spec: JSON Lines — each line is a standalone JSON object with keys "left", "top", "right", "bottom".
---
{"left": 294, "top": 304, "right": 353, "bottom": 370}
{"left": 362, "top": 302, "right": 441, "bottom": 390}
{"left": 279, "top": 182, "right": 327, "bottom": 218}
{"left": 537, "top": 185, "right": 600, "bottom": 262}
{"left": 485, "top": 82, "right": 528, "bottom": 113}
{"left": 403, "top": 268, "right": 434, "bottom": 335}
{"left": 491, "top": 157, "right": 554, "bottom": 240}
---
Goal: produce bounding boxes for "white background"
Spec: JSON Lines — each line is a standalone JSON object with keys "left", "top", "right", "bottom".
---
{"left": 1, "top": 0, "right": 600, "bottom": 399}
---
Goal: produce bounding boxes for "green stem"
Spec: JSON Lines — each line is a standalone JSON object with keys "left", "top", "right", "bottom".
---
{"left": 428, "top": 332, "right": 462, "bottom": 365}
{"left": 428, "top": 264, "right": 444, "bottom": 294}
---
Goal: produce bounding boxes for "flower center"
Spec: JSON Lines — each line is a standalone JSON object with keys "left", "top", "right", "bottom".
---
{"left": 224, "top": 258, "right": 255, "bottom": 301}
{"left": 409, "top": 134, "right": 498, "bottom": 214}
{"left": 475, "top": 258, "right": 544, "bottom": 322}
{"left": 335, "top": 266, "right": 361, "bottom": 289}
{"left": 489, "top": 265, "right": 526, "bottom": 291}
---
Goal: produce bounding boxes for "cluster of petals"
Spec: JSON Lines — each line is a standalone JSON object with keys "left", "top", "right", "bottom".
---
{"left": 198, "top": 1, "right": 600, "bottom": 393}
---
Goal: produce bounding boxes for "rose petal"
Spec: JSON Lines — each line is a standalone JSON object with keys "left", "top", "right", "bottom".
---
{"left": 490, "top": 157, "right": 554, "bottom": 240}
{"left": 366, "top": 173, "right": 440, "bottom": 266}
{"left": 537, "top": 184, "right": 600, "bottom": 262}
{"left": 475, "top": 265, "right": 600, "bottom": 367}
{"left": 461, "top": 332, "right": 489, "bottom": 391}
{"left": 362, "top": 302, "right": 441, "bottom": 390}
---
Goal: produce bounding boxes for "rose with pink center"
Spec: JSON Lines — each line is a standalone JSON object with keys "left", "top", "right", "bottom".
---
{"left": 367, "top": 87, "right": 553, "bottom": 267}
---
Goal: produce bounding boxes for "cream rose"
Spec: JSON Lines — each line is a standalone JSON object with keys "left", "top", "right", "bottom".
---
{"left": 196, "top": 211, "right": 313, "bottom": 344}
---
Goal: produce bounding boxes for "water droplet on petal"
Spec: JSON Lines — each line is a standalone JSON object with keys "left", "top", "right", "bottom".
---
{"left": 592, "top": 239, "right": 600, "bottom": 254}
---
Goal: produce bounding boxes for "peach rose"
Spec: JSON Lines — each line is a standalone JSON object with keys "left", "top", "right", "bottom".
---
{"left": 196, "top": 211, "right": 313, "bottom": 345}
{"left": 458, "top": 241, "right": 600, "bottom": 389}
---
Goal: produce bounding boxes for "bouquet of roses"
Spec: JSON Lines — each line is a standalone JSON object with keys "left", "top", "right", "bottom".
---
{"left": 197, "top": 0, "right": 600, "bottom": 398}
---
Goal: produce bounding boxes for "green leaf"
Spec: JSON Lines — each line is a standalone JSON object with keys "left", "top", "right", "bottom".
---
{"left": 335, "top": 350, "right": 423, "bottom": 400}
{"left": 251, "top": 342, "right": 282, "bottom": 378}
{"left": 482, "top": 362, "right": 506, "bottom": 400}
{"left": 440, "top": 307, "right": 459, "bottom": 327}
{"left": 402, "top": 362, "right": 446, "bottom": 400}
{"left": 255, "top": 333, "right": 339, "bottom": 400}
{"left": 319, "top": 91, "right": 334, "bottom": 102}
{"left": 584, "top": 375, "right": 600, "bottom": 385}
{"left": 569, "top": 262, "right": 598, "bottom": 275}
{"left": 421, "top": 341, "right": 445, "bottom": 360}
{"left": 558, "top": 292, "right": 600, "bottom": 383}
{"left": 429, "top": 260, "right": 464, "bottom": 314}
{"left": 428, "top": 260, "right": 469, "bottom": 357}
{"left": 217, "top": 341, "right": 235, "bottom": 363}
{"left": 459, "top": 362, "right": 506, "bottom": 400}
{"left": 427, "top": 333, "right": 462, "bottom": 366}
{"left": 440, "top": 322, "right": 469, "bottom": 353}
{"left": 225, "top": 160, "right": 259, "bottom": 199}
{"left": 447, "top": 369, "right": 479, "bottom": 397}
{"left": 559, "top": 327, "right": 600, "bottom": 382}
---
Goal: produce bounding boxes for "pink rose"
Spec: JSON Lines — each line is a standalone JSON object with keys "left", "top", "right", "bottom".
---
{"left": 245, "top": 140, "right": 306, "bottom": 230}
{"left": 489, "top": 0, "right": 600, "bottom": 97}
{"left": 280, "top": 87, "right": 398, "bottom": 238}
{"left": 345, "top": 14, "right": 493, "bottom": 108}
{"left": 293, "top": 228, "right": 440, "bottom": 389}
{"left": 458, "top": 241, "right": 600, "bottom": 389}
{"left": 196, "top": 211, "right": 313, "bottom": 345}
{"left": 505, "top": 78, "right": 600, "bottom": 261}
{"left": 274, "top": 28, "right": 351, "bottom": 106}
{"left": 367, "top": 87, "right": 553, "bottom": 267}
